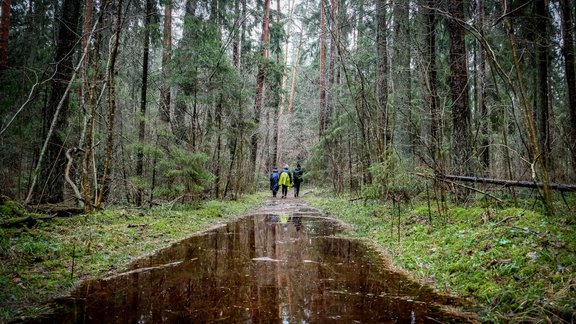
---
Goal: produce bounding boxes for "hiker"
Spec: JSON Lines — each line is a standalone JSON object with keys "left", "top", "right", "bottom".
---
{"left": 279, "top": 164, "right": 292, "bottom": 198}
{"left": 293, "top": 163, "right": 303, "bottom": 197}
{"left": 270, "top": 167, "right": 280, "bottom": 197}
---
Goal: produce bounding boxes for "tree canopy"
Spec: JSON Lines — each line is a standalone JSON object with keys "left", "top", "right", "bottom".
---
{"left": 0, "top": 0, "right": 574, "bottom": 213}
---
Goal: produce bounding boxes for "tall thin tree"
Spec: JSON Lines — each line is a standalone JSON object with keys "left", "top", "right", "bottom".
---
{"left": 160, "top": 0, "right": 172, "bottom": 124}
{"left": 81, "top": 0, "right": 106, "bottom": 212}
{"left": 79, "top": 0, "right": 93, "bottom": 150}
{"left": 0, "top": 0, "right": 11, "bottom": 74}
{"left": 392, "top": 0, "right": 412, "bottom": 159}
{"left": 318, "top": 0, "right": 327, "bottom": 137}
{"left": 135, "top": 0, "right": 154, "bottom": 206}
{"left": 475, "top": 0, "right": 490, "bottom": 172}
{"left": 559, "top": 0, "right": 576, "bottom": 171}
{"left": 96, "top": 0, "right": 124, "bottom": 208}
{"left": 376, "top": 0, "right": 389, "bottom": 160}
{"left": 251, "top": 0, "right": 270, "bottom": 178}
{"left": 447, "top": 0, "right": 471, "bottom": 175}
{"left": 34, "top": 0, "right": 82, "bottom": 203}
{"left": 535, "top": 0, "right": 552, "bottom": 170}
{"left": 422, "top": 0, "right": 441, "bottom": 170}
{"left": 270, "top": 0, "right": 282, "bottom": 169}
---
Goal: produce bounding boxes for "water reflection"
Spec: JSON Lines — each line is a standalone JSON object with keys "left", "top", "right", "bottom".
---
{"left": 26, "top": 207, "right": 471, "bottom": 323}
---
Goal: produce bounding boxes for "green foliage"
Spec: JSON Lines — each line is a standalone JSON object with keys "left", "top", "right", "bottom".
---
{"left": 0, "top": 196, "right": 27, "bottom": 218}
{"left": 362, "top": 153, "right": 424, "bottom": 200}
{"left": 0, "top": 193, "right": 265, "bottom": 321}
{"left": 155, "top": 147, "right": 215, "bottom": 198}
{"left": 306, "top": 194, "right": 576, "bottom": 322}
{"left": 269, "top": 20, "right": 287, "bottom": 57}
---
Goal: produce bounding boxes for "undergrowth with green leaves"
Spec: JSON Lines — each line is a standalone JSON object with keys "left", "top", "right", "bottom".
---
{"left": 305, "top": 191, "right": 576, "bottom": 322}
{"left": 0, "top": 193, "right": 266, "bottom": 321}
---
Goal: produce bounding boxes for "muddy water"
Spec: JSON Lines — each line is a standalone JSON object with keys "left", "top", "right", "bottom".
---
{"left": 32, "top": 202, "right": 472, "bottom": 323}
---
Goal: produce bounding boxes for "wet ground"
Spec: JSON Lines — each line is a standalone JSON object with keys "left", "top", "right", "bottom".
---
{"left": 23, "top": 199, "right": 474, "bottom": 323}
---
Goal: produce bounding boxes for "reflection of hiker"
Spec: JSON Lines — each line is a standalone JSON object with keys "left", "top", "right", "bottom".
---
{"left": 290, "top": 216, "right": 302, "bottom": 231}
{"left": 270, "top": 167, "right": 280, "bottom": 197}
{"left": 293, "top": 163, "right": 303, "bottom": 198}
{"left": 279, "top": 164, "right": 291, "bottom": 199}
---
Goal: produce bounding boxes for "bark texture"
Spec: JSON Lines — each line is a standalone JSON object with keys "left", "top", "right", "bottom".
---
{"left": 36, "top": 0, "right": 82, "bottom": 203}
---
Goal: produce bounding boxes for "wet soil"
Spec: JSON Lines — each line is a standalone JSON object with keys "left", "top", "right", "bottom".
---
{"left": 21, "top": 198, "right": 475, "bottom": 323}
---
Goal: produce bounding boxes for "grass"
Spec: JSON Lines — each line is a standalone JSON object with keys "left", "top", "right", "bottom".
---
{"left": 304, "top": 190, "right": 576, "bottom": 323}
{"left": 1, "top": 189, "right": 574, "bottom": 322}
{"left": 0, "top": 192, "right": 266, "bottom": 321}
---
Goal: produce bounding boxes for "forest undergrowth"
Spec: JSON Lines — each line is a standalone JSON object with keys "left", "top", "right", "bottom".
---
{"left": 0, "top": 193, "right": 267, "bottom": 321}
{"left": 306, "top": 189, "right": 576, "bottom": 323}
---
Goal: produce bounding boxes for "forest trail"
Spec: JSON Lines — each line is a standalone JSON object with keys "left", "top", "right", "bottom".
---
{"left": 28, "top": 195, "right": 475, "bottom": 323}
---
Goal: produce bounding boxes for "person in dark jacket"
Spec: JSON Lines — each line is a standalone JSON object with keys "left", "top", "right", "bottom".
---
{"left": 270, "top": 167, "right": 280, "bottom": 197}
{"left": 293, "top": 163, "right": 303, "bottom": 197}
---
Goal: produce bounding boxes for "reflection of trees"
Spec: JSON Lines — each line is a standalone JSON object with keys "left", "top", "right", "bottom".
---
{"left": 44, "top": 215, "right": 466, "bottom": 323}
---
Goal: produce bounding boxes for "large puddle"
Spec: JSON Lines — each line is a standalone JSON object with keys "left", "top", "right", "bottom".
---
{"left": 27, "top": 202, "right": 473, "bottom": 323}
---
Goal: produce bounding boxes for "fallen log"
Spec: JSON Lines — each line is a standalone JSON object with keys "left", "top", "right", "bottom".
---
{"left": 1, "top": 214, "right": 57, "bottom": 228}
{"left": 439, "top": 174, "right": 576, "bottom": 192}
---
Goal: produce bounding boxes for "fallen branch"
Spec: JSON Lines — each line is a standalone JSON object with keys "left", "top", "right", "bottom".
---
{"left": 440, "top": 174, "right": 576, "bottom": 192}
{"left": 417, "top": 173, "right": 503, "bottom": 203}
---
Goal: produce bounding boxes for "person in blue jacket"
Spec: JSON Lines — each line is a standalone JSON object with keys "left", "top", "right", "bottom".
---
{"left": 270, "top": 167, "right": 280, "bottom": 197}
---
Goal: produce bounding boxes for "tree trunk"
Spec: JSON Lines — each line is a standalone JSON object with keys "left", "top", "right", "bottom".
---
{"left": 214, "top": 96, "right": 222, "bottom": 198}
{"left": 232, "top": 0, "right": 240, "bottom": 67}
{"left": 270, "top": 0, "right": 281, "bottom": 170}
{"left": 559, "top": 0, "right": 576, "bottom": 173}
{"left": 223, "top": 130, "right": 238, "bottom": 199}
{"left": 135, "top": 0, "right": 153, "bottom": 206}
{"left": 81, "top": 0, "right": 105, "bottom": 212}
{"left": 318, "top": 0, "right": 327, "bottom": 137}
{"left": 233, "top": 92, "right": 245, "bottom": 198}
{"left": 160, "top": 0, "right": 172, "bottom": 124}
{"left": 422, "top": 0, "right": 440, "bottom": 170}
{"left": 447, "top": 0, "right": 471, "bottom": 175}
{"left": 392, "top": 0, "right": 412, "bottom": 158}
{"left": 78, "top": 0, "right": 93, "bottom": 149}
{"left": 376, "top": 0, "right": 389, "bottom": 160}
{"left": 0, "top": 0, "right": 11, "bottom": 74}
{"left": 172, "top": 1, "right": 196, "bottom": 145}
{"left": 35, "top": 0, "right": 82, "bottom": 204}
{"left": 251, "top": 0, "right": 270, "bottom": 180}
{"left": 326, "top": 0, "right": 338, "bottom": 128}
{"left": 96, "top": 0, "right": 123, "bottom": 208}
{"left": 287, "top": 0, "right": 308, "bottom": 114}
{"left": 475, "top": 0, "right": 489, "bottom": 173}
{"left": 535, "top": 0, "right": 552, "bottom": 171}
{"left": 279, "top": 0, "right": 294, "bottom": 114}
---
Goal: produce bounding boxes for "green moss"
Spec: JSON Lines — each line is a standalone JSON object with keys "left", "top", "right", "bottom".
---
{"left": 0, "top": 193, "right": 264, "bottom": 321}
{"left": 306, "top": 193, "right": 576, "bottom": 322}
{"left": 0, "top": 196, "right": 27, "bottom": 218}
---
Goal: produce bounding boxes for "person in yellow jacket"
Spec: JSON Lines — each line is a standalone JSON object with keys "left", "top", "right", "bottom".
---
{"left": 278, "top": 164, "right": 292, "bottom": 198}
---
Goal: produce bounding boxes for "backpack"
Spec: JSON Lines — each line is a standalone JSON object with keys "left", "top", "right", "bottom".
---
{"left": 271, "top": 172, "right": 279, "bottom": 182}
{"left": 293, "top": 168, "right": 302, "bottom": 182}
